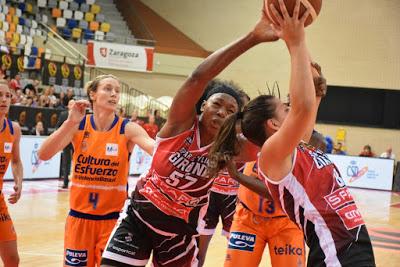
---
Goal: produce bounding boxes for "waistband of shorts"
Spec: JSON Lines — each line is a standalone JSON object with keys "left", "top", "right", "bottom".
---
{"left": 69, "top": 209, "right": 120, "bottom": 220}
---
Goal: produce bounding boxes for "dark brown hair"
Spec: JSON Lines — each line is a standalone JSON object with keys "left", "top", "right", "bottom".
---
{"left": 85, "top": 74, "right": 118, "bottom": 105}
{"left": 208, "top": 95, "right": 277, "bottom": 177}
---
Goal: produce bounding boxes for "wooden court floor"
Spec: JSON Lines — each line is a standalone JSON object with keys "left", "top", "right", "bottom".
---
{"left": 2, "top": 179, "right": 400, "bottom": 267}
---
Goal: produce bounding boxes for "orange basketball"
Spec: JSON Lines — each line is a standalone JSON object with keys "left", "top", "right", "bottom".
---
{"left": 264, "top": 0, "right": 322, "bottom": 27}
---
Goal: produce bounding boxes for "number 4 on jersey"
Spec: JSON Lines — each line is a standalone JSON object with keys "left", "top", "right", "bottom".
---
{"left": 89, "top": 192, "right": 99, "bottom": 209}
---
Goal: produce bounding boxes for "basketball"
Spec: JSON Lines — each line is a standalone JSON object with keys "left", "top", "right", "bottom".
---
{"left": 264, "top": 0, "right": 322, "bottom": 27}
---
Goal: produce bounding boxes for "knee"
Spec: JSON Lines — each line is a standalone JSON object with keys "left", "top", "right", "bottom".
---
{"left": 3, "top": 253, "right": 20, "bottom": 267}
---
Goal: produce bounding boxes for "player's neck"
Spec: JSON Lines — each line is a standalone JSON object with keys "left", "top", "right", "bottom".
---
{"left": 92, "top": 110, "right": 115, "bottom": 131}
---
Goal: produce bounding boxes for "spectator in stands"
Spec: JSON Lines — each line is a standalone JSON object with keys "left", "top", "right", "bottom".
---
{"left": 153, "top": 109, "right": 165, "bottom": 129}
{"left": 58, "top": 91, "right": 66, "bottom": 108}
{"left": 31, "top": 121, "right": 46, "bottom": 136}
{"left": 23, "top": 80, "right": 40, "bottom": 95}
{"left": 380, "top": 147, "right": 396, "bottom": 160}
{"left": 309, "top": 130, "right": 327, "bottom": 152}
{"left": 39, "top": 88, "right": 51, "bottom": 107}
{"left": 57, "top": 100, "right": 75, "bottom": 189}
{"left": 0, "top": 64, "right": 6, "bottom": 79}
{"left": 130, "top": 110, "right": 144, "bottom": 126}
{"left": 13, "top": 89, "right": 24, "bottom": 105}
{"left": 117, "top": 106, "right": 126, "bottom": 117}
{"left": 359, "top": 144, "right": 375, "bottom": 157}
{"left": 9, "top": 73, "right": 22, "bottom": 92}
{"left": 332, "top": 142, "right": 347, "bottom": 155}
{"left": 142, "top": 114, "right": 158, "bottom": 139}
{"left": 48, "top": 86, "right": 58, "bottom": 107}
{"left": 62, "top": 88, "right": 74, "bottom": 107}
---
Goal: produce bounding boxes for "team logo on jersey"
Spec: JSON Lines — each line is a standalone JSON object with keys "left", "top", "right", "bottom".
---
{"left": 4, "top": 142, "right": 12, "bottom": 153}
{"left": 65, "top": 249, "right": 87, "bottom": 266}
{"left": 324, "top": 187, "right": 354, "bottom": 210}
{"left": 228, "top": 232, "right": 256, "bottom": 252}
{"left": 105, "top": 143, "right": 118, "bottom": 156}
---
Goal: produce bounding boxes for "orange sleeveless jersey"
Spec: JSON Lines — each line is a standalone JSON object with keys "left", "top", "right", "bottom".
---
{"left": 0, "top": 119, "right": 15, "bottom": 190}
{"left": 70, "top": 115, "right": 130, "bottom": 215}
{"left": 238, "top": 161, "right": 285, "bottom": 217}
{"left": 210, "top": 163, "right": 245, "bottom": 195}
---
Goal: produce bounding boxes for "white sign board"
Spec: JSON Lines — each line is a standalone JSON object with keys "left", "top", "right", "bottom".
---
{"left": 328, "top": 154, "right": 394, "bottom": 190}
{"left": 4, "top": 136, "right": 61, "bottom": 180}
{"left": 129, "top": 145, "right": 152, "bottom": 175}
{"left": 87, "top": 41, "right": 154, "bottom": 72}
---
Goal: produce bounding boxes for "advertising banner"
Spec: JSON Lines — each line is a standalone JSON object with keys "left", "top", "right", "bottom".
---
{"left": 4, "top": 136, "right": 61, "bottom": 180}
{"left": 328, "top": 154, "right": 394, "bottom": 190}
{"left": 42, "top": 60, "right": 84, "bottom": 88}
{"left": 87, "top": 41, "right": 154, "bottom": 72}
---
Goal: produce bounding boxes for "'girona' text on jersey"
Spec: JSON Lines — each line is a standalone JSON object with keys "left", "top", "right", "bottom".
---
{"left": 168, "top": 148, "right": 209, "bottom": 177}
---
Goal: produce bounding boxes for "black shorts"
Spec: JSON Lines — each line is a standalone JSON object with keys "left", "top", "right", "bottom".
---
{"left": 101, "top": 193, "right": 203, "bottom": 267}
{"left": 306, "top": 224, "right": 375, "bottom": 267}
{"left": 200, "top": 191, "right": 237, "bottom": 237}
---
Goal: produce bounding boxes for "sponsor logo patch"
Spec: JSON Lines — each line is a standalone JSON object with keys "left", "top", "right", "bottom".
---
{"left": 4, "top": 142, "right": 12, "bottom": 153}
{"left": 274, "top": 244, "right": 303, "bottom": 256}
{"left": 228, "top": 232, "right": 256, "bottom": 252}
{"left": 324, "top": 187, "right": 354, "bottom": 210}
{"left": 65, "top": 249, "right": 87, "bottom": 266}
{"left": 336, "top": 203, "right": 365, "bottom": 230}
{"left": 105, "top": 143, "right": 118, "bottom": 156}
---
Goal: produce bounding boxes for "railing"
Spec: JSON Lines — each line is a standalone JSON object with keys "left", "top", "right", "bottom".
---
{"left": 89, "top": 68, "right": 169, "bottom": 118}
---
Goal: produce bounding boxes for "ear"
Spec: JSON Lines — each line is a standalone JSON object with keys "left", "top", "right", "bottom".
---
{"left": 89, "top": 90, "right": 96, "bottom": 102}
{"left": 266, "top": 118, "right": 280, "bottom": 132}
{"left": 200, "top": 100, "right": 207, "bottom": 113}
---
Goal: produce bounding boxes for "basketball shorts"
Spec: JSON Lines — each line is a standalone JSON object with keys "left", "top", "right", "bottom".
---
{"left": 200, "top": 191, "right": 237, "bottom": 237}
{"left": 0, "top": 194, "right": 16, "bottom": 242}
{"left": 224, "top": 202, "right": 305, "bottom": 267}
{"left": 101, "top": 196, "right": 204, "bottom": 267}
{"left": 64, "top": 210, "right": 118, "bottom": 267}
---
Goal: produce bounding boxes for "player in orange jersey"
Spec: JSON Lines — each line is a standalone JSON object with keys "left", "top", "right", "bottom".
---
{"left": 0, "top": 80, "right": 23, "bottom": 267}
{"left": 225, "top": 161, "right": 304, "bottom": 267}
{"left": 38, "top": 75, "right": 155, "bottom": 267}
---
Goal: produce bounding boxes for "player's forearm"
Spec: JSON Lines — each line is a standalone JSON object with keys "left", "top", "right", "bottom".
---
{"left": 232, "top": 172, "right": 270, "bottom": 198}
{"left": 11, "top": 160, "right": 23, "bottom": 186}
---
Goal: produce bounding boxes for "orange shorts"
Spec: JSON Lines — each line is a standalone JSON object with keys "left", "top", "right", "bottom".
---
{"left": 224, "top": 203, "right": 305, "bottom": 267}
{"left": 64, "top": 215, "right": 117, "bottom": 267}
{"left": 0, "top": 194, "right": 16, "bottom": 242}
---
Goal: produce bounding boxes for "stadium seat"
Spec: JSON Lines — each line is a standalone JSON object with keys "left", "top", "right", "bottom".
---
{"left": 79, "top": 20, "right": 88, "bottom": 30}
{"left": 89, "top": 21, "right": 99, "bottom": 31}
{"left": 74, "top": 10, "right": 83, "bottom": 20}
{"left": 90, "top": 4, "right": 100, "bottom": 14}
{"left": 67, "top": 19, "right": 78, "bottom": 29}
{"left": 18, "top": 3, "right": 26, "bottom": 12}
{"left": 12, "top": 15, "right": 19, "bottom": 25}
{"left": 2, "top": 21, "right": 9, "bottom": 32}
{"left": 96, "top": 13, "right": 104, "bottom": 23}
{"left": 25, "top": 18, "right": 31, "bottom": 27}
{"left": 72, "top": 27, "right": 82, "bottom": 39}
{"left": 69, "top": 1, "right": 79, "bottom": 11}
{"left": 16, "top": 8, "right": 22, "bottom": 17}
{"left": 5, "top": 31, "right": 12, "bottom": 42}
{"left": 94, "top": 30, "right": 104, "bottom": 41}
{"left": 9, "top": 23, "right": 16, "bottom": 33}
{"left": 8, "top": 7, "right": 15, "bottom": 16}
{"left": 16, "top": 24, "right": 23, "bottom": 34}
{"left": 38, "top": 47, "right": 45, "bottom": 57}
{"left": 63, "top": 9, "right": 73, "bottom": 19}
{"left": 18, "top": 17, "right": 25, "bottom": 26}
{"left": 6, "top": 14, "right": 12, "bottom": 23}
{"left": 100, "top": 22, "right": 110, "bottom": 33}
{"left": 80, "top": 3, "right": 89, "bottom": 13}
{"left": 86, "top": 0, "right": 95, "bottom": 5}
{"left": 12, "top": 32, "right": 20, "bottom": 44}
{"left": 84, "top": 12, "right": 94, "bottom": 22}
{"left": 75, "top": 0, "right": 85, "bottom": 5}
{"left": 62, "top": 28, "right": 72, "bottom": 39}
{"left": 29, "top": 28, "right": 35, "bottom": 37}
{"left": 35, "top": 58, "right": 41, "bottom": 69}
{"left": 31, "top": 20, "right": 38, "bottom": 29}
{"left": 83, "top": 29, "right": 94, "bottom": 40}
{"left": 24, "top": 44, "right": 31, "bottom": 55}
{"left": 23, "top": 25, "right": 29, "bottom": 35}
{"left": 2, "top": 5, "right": 8, "bottom": 15}
{"left": 19, "top": 34, "right": 26, "bottom": 45}
{"left": 31, "top": 46, "right": 38, "bottom": 56}
{"left": 48, "top": 0, "right": 58, "bottom": 8}
{"left": 0, "top": 14, "right": 4, "bottom": 23}
{"left": 42, "top": 14, "right": 48, "bottom": 24}
{"left": 0, "top": 30, "right": 5, "bottom": 42}
{"left": 59, "top": 1, "right": 68, "bottom": 10}
{"left": 105, "top": 32, "right": 115, "bottom": 42}
{"left": 37, "top": 0, "right": 46, "bottom": 8}
{"left": 26, "top": 3, "right": 33, "bottom": 13}
{"left": 36, "top": 29, "right": 43, "bottom": 36}
{"left": 26, "top": 36, "right": 33, "bottom": 45}
{"left": 52, "top": 8, "right": 62, "bottom": 18}
{"left": 56, "top": 18, "right": 66, "bottom": 28}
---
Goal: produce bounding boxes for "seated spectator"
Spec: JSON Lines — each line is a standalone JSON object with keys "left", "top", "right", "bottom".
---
{"left": 13, "top": 89, "right": 24, "bottom": 104}
{"left": 308, "top": 130, "right": 327, "bottom": 152}
{"left": 0, "top": 64, "right": 6, "bottom": 79}
{"left": 62, "top": 88, "right": 74, "bottom": 107}
{"left": 359, "top": 145, "right": 375, "bottom": 157}
{"left": 48, "top": 86, "right": 58, "bottom": 107}
{"left": 39, "top": 89, "right": 51, "bottom": 107}
{"left": 154, "top": 109, "right": 166, "bottom": 129}
{"left": 23, "top": 80, "right": 40, "bottom": 95}
{"left": 142, "top": 114, "right": 158, "bottom": 139}
{"left": 9, "top": 73, "right": 22, "bottom": 92}
{"left": 130, "top": 110, "right": 144, "bottom": 126}
{"left": 380, "top": 147, "right": 396, "bottom": 160}
{"left": 332, "top": 142, "right": 347, "bottom": 155}
{"left": 117, "top": 106, "right": 126, "bottom": 117}
{"left": 31, "top": 121, "right": 46, "bottom": 136}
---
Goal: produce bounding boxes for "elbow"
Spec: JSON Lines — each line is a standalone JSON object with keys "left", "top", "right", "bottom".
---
{"left": 188, "top": 68, "right": 209, "bottom": 85}
{"left": 37, "top": 149, "right": 50, "bottom": 161}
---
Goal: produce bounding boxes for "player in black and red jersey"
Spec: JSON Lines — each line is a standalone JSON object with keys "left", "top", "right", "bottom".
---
{"left": 208, "top": 1, "right": 375, "bottom": 266}
{"left": 101, "top": 10, "right": 278, "bottom": 267}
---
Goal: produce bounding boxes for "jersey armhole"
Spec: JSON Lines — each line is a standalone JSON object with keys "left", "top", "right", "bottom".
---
{"left": 258, "top": 148, "right": 298, "bottom": 185}
{"left": 7, "top": 119, "right": 14, "bottom": 135}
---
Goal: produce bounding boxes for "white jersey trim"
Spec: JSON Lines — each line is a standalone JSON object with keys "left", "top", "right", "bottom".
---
{"left": 258, "top": 148, "right": 297, "bottom": 185}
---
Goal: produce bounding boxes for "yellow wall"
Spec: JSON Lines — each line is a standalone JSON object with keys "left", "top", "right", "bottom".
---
{"left": 315, "top": 123, "right": 399, "bottom": 160}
